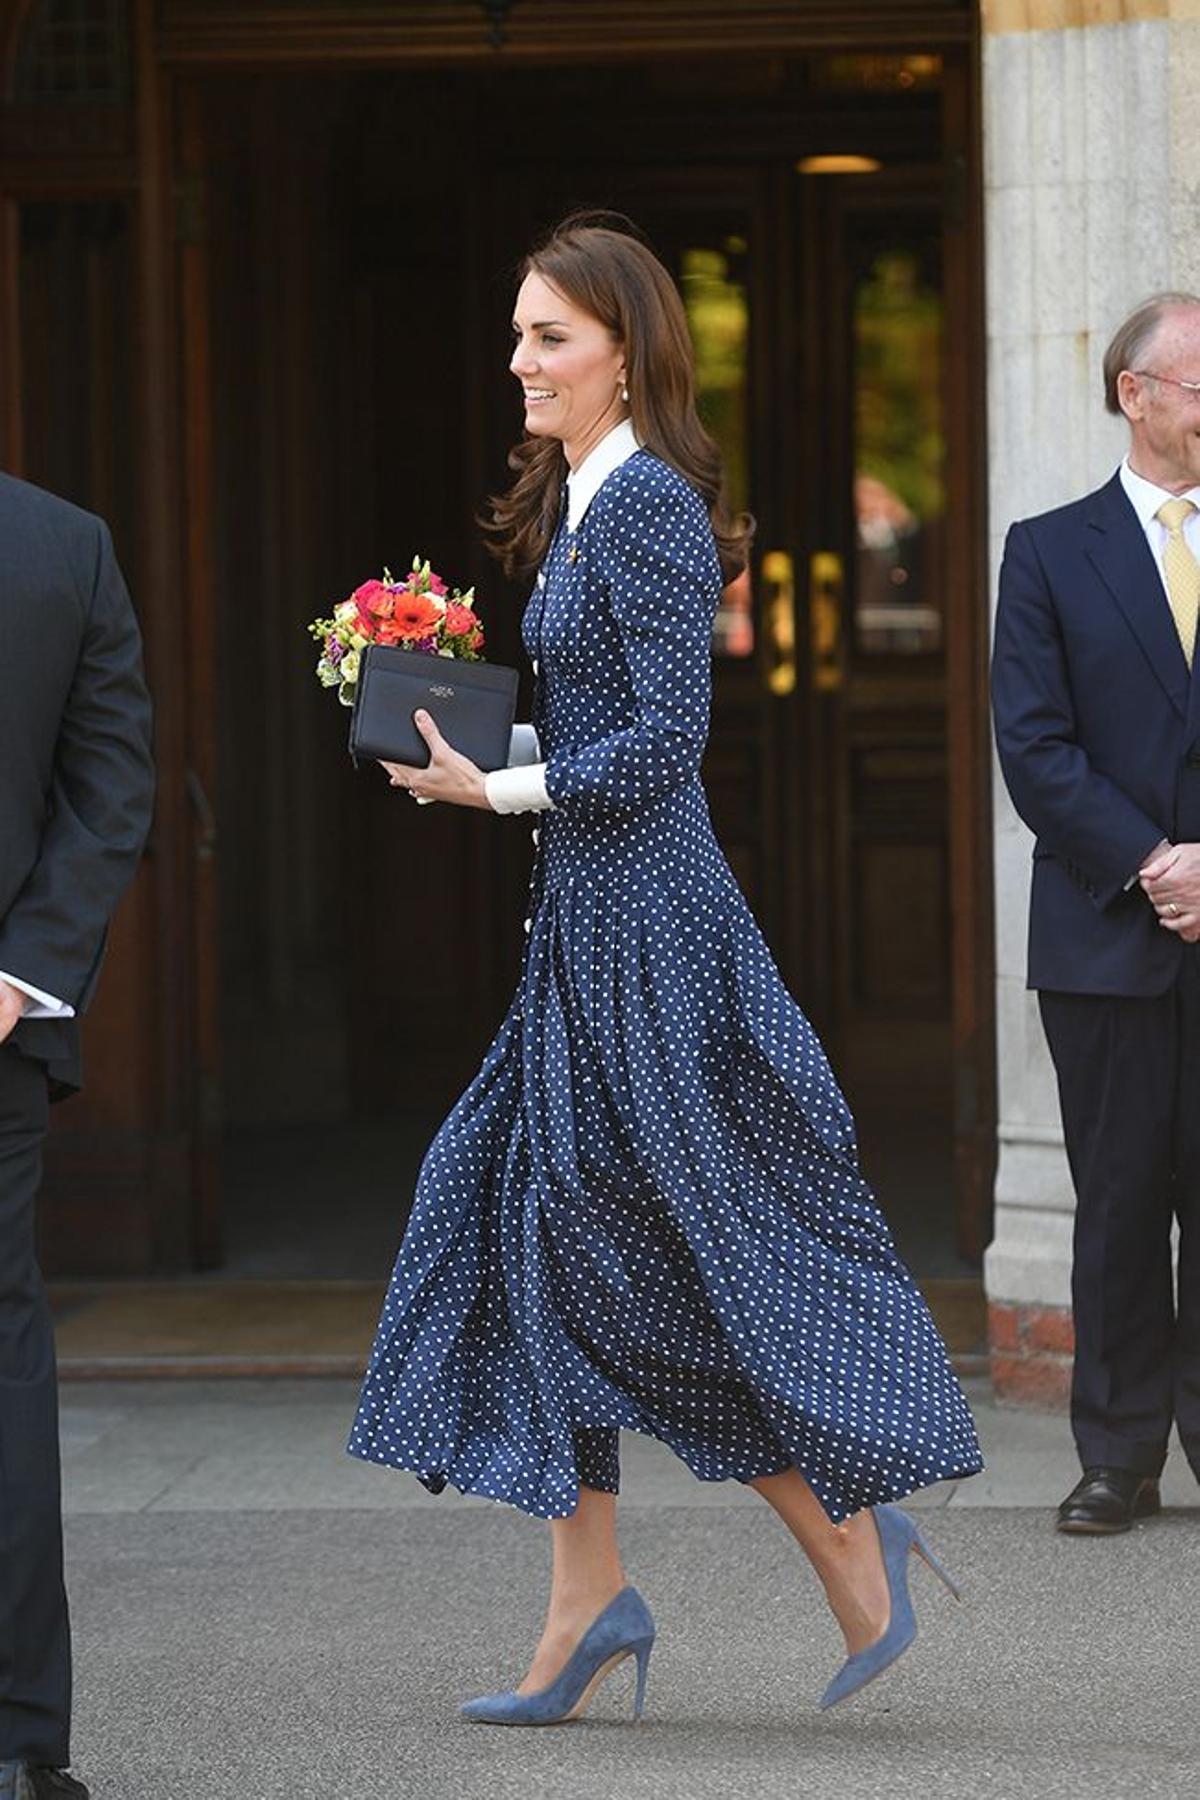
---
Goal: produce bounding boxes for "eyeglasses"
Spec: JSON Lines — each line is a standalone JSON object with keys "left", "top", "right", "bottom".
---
{"left": 1132, "top": 370, "right": 1200, "bottom": 397}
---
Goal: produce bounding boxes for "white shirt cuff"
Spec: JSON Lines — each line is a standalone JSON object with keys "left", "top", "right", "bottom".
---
{"left": 0, "top": 971, "right": 76, "bottom": 1019}
{"left": 484, "top": 764, "right": 555, "bottom": 814}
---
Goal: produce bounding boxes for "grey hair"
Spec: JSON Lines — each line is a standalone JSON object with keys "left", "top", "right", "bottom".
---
{"left": 1104, "top": 292, "right": 1200, "bottom": 414}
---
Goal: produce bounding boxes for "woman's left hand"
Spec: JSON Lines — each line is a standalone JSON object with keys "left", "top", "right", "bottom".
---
{"left": 381, "top": 709, "right": 491, "bottom": 809}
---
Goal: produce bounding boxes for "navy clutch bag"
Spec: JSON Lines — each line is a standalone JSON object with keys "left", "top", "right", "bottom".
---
{"left": 348, "top": 645, "right": 519, "bottom": 771}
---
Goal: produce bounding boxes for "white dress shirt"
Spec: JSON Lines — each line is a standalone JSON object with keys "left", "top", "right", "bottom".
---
{"left": 1119, "top": 458, "right": 1200, "bottom": 591}
{"left": 484, "top": 418, "right": 643, "bottom": 816}
{"left": 0, "top": 971, "right": 74, "bottom": 1019}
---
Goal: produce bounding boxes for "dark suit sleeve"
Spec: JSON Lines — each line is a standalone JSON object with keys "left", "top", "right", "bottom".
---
{"left": 992, "top": 519, "right": 1166, "bottom": 910}
{"left": 0, "top": 518, "right": 154, "bottom": 1009}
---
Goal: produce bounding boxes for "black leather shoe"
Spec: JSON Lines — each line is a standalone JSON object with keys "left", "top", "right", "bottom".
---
{"left": 1056, "top": 1467, "right": 1162, "bottom": 1534}
{"left": 0, "top": 1767, "right": 90, "bottom": 1800}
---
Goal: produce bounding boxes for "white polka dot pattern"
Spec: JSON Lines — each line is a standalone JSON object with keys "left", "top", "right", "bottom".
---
{"left": 348, "top": 451, "right": 984, "bottom": 1522}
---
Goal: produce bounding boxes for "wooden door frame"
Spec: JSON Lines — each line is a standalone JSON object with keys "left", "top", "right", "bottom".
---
{"left": 941, "top": 47, "right": 995, "bottom": 1261}
{"left": 154, "top": 3, "right": 976, "bottom": 70}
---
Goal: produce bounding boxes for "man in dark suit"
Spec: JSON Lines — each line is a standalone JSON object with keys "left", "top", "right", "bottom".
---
{"left": 0, "top": 474, "right": 154, "bottom": 1798}
{"left": 993, "top": 292, "right": 1200, "bottom": 1534}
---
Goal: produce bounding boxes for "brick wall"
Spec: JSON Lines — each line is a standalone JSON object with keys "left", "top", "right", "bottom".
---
{"left": 989, "top": 1302, "right": 1074, "bottom": 1408}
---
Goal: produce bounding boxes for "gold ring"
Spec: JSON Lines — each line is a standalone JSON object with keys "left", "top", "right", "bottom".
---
{"left": 1170, "top": 902, "right": 1181, "bottom": 917}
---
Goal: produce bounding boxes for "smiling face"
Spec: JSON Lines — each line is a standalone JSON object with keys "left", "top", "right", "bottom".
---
{"left": 1119, "top": 305, "right": 1200, "bottom": 492}
{"left": 510, "top": 270, "right": 628, "bottom": 469}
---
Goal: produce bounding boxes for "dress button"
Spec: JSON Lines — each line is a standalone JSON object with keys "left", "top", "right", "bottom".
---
{"left": 532, "top": 658, "right": 539, "bottom": 675}
{"left": 523, "top": 917, "right": 532, "bottom": 934}
{"left": 532, "top": 828, "right": 540, "bottom": 846}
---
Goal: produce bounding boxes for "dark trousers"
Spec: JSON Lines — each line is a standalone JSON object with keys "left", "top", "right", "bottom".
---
{"left": 1040, "top": 951, "right": 1200, "bottom": 1479}
{"left": 0, "top": 1043, "right": 70, "bottom": 1766}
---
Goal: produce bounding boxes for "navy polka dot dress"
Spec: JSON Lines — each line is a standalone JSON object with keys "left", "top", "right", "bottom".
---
{"left": 349, "top": 447, "right": 984, "bottom": 1522}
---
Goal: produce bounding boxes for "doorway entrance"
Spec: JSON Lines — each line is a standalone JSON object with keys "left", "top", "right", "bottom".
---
{"left": 174, "top": 47, "right": 989, "bottom": 1284}
{"left": 2, "top": 2, "right": 991, "bottom": 1294}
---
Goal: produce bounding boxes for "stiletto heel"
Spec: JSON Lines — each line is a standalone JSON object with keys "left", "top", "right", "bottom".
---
{"left": 819, "top": 1504, "right": 960, "bottom": 1711}
{"left": 911, "top": 1525, "right": 962, "bottom": 1602}
{"left": 632, "top": 1636, "right": 653, "bottom": 1721}
{"left": 460, "top": 1586, "right": 656, "bottom": 1725}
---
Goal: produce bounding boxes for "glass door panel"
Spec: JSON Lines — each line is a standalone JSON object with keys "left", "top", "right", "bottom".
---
{"left": 680, "top": 237, "right": 755, "bottom": 659}
{"left": 851, "top": 234, "right": 945, "bottom": 659}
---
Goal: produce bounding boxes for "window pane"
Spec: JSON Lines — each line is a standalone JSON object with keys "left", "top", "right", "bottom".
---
{"left": 681, "top": 240, "right": 754, "bottom": 658}
{"left": 852, "top": 239, "right": 944, "bottom": 657}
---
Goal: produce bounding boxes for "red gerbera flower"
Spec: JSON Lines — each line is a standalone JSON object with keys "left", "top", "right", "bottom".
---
{"left": 392, "top": 592, "right": 444, "bottom": 640}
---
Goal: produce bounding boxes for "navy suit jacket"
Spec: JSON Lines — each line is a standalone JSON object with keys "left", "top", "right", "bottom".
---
{"left": 0, "top": 473, "right": 155, "bottom": 1090}
{"left": 992, "top": 470, "right": 1200, "bottom": 997}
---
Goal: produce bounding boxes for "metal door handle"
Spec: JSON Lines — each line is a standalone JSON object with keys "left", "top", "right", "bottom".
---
{"left": 810, "top": 551, "right": 845, "bottom": 692}
{"left": 762, "top": 549, "right": 796, "bottom": 696}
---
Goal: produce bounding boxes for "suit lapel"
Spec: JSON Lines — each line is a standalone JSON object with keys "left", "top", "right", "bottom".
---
{"left": 1084, "top": 471, "right": 1190, "bottom": 719}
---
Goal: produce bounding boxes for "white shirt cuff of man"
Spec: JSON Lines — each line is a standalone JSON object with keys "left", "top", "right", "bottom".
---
{"left": 0, "top": 971, "right": 76, "bottom": 1019}
{"left": 484, "top": 763, "right": 555, "bottom": 814}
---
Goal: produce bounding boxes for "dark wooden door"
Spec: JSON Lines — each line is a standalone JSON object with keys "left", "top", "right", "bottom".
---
{"left": 795, "top": 168, "right": 960, "bottom": 1244}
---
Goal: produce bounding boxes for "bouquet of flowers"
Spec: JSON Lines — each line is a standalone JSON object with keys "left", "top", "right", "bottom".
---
{"left": 307, "top": 556, "right": 485, "bottom": 707}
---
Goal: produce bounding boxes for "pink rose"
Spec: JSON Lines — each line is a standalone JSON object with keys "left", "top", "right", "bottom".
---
{"left": 444, "top": 601, "right": 480, "bottom": 638}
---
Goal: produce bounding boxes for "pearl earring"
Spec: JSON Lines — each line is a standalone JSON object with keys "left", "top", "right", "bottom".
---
{"left": 621, "top": 384, "right": 629, "bottom": 402}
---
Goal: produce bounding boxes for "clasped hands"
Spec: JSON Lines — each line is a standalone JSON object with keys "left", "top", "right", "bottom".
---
{"left": 1140, "top": 841, "right": 1200, "bottom": 942}
{"left": 380, "top": 709, "right": 491, "bottom": 810}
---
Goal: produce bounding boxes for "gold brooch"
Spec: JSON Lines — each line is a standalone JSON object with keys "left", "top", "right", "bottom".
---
{"left": 567, "top": 543, "right": 580, "bottom": 564}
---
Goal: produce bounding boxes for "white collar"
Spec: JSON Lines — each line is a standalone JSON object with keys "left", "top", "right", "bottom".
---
{"left": 1120, "top": 457, "right": 1200, "bottom": 528}
{"left": 565, "top": 418, "right": 642, "bottom": 532}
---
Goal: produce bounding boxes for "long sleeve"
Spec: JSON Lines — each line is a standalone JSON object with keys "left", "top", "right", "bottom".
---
{"left": 991, "top": 519, "right": 1166, "bottom": 909}
{"left": 0, "top": 520, "right": 155, "bottom": 1009}
{"left": 543, "top": 471, "right": 718, "bottom": 819}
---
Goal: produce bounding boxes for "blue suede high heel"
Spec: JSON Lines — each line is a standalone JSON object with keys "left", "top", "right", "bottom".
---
{"left": 460, "top": 1585, "right": 656, "bottom": 1725}
{"left": 819, "top": 1504, "right": 960, "bottom": 1711}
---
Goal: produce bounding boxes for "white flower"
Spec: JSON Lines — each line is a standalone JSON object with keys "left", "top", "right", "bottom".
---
{"left": 340, "top": 649, "right": 360, "bottom": 683}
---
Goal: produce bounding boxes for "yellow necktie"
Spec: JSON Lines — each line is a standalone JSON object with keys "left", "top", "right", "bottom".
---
{"left": 1157, "top": 497, "right": 1200, "bottom": 668}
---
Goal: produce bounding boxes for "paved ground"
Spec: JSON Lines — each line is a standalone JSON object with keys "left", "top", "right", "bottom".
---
{"left": 59, "top": 1378, "right": 1199, "bottom": 1800}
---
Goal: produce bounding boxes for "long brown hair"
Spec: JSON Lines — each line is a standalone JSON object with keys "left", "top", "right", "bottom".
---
{"left": 480, "top": 212, "right": 754, "bottom": 586}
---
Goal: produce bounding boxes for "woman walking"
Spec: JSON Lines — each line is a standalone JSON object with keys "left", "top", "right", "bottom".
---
{"left": 348, "top": 213, "right": 982, "bottom": 1722}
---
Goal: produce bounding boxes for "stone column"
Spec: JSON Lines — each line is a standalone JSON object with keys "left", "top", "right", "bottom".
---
{"left": 982, "top": 0, "right": 1200, "bottom": 1401}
